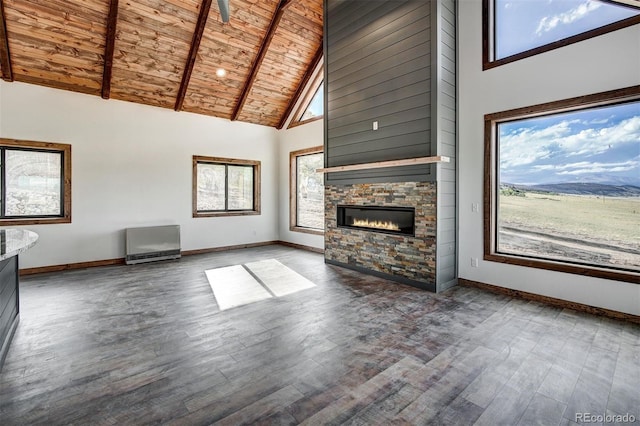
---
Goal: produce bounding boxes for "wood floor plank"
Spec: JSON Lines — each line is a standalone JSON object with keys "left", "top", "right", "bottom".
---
{"left": 0, "top": 245, "right": 638, "bottom": 425}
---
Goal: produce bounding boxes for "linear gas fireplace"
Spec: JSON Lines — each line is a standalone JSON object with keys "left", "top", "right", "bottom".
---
{"left": 337, "top": 205, "right": 415, "bottom": 236}
{"left": 326, "top": 183, "right": 436, "bottom": 291}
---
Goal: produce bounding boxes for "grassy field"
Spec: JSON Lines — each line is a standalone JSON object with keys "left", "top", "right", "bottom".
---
{"left": 499, "top": 192, "right": 640, "bottom": 249}
{"left": 498, "top": 192, "right": 639, "bottom": 271}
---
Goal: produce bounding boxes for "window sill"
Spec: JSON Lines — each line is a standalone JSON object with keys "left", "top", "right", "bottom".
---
{"left": 290, "top": 226, "right": 324, "bottom": 236}
{"left": 484, "top": 253, "right": 639, "bottom": 284}
{"left": 0, "top": 217, "right": 71, "bottom": 226}
{"left": 194, "top": 211, "right": 260, "bottom": 218}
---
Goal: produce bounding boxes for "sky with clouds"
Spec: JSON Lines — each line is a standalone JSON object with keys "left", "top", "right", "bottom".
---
{"left": 499, "top": 101, "right": 640, "bottom": 186}
{"left": 496, "top": 0, "right": 640, "bottom": 59}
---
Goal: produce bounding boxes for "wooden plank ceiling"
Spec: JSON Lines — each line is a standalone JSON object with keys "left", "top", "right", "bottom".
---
{"left": 0, "top": 0, "right": 323, "bottom": 128}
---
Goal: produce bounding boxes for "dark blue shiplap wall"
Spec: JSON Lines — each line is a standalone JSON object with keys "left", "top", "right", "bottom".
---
{"left": 324, "top": 0, "right": 432, "bottom": 184}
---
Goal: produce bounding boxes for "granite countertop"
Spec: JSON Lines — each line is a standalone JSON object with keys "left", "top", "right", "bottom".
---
{"left": 0, "top": 229, "right": 39, "bottom": 260}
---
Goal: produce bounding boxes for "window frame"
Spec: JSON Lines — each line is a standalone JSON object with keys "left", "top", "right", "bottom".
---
{"left": 192, "top": 155, "right": 261, "bottom": 218}
{"left": 289, "top": 146, "right": 324, "bottom": 235}
{"left": 287, "top": 67, "right": 324, "bottom": 129}
{"left": 482, "top": 0, "right": 640, "bottom": 70}
{"left": 0, "top": 138, "right": 71, "bottom": 226}
{"left": 484, "top": 85, "right": 640, "bottom": 284}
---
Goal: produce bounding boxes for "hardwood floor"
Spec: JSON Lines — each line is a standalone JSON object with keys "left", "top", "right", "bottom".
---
{"left": 1, "top": 245, "right": 638, "bottom": 425}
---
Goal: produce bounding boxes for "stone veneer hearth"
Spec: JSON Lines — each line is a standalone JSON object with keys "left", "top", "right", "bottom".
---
{"left": 325, "top": 182, "right": 436, "bottom": 290}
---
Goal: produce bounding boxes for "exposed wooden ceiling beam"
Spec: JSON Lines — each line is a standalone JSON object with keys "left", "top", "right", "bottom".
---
{"left": 0, "top": 0, "right": 13, "bottom": 82}
{"left": 276, "top": 45, "right": 323, "bottom": 129}
{"left": 231, "top": 0, "right": 293, "bottom": 121}
{"left": 101, "top": 0, "right": 119, "bottom": 99}
{"left": 175, "top": 0, "right": 213, "bottom": 112}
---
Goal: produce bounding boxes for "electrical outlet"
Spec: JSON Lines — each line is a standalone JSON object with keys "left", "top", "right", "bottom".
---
{"left": 471, "top": 257, "right": 479, "bottom": 267}
{"left": 372, "top": 121, "right": 378, "bottom": 130}
{"left": 472, "top": 203, "right": 479, "bottom": 212}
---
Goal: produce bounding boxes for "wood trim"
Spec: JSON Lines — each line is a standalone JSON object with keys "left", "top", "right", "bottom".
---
{"left": 459, "top": 278, "right": 640, "bottom": 325}
{"left": 289, "top": 226, "right": 323, "bottom": 236}
{"left": 0, "top": 0, "right": 11, "bottom": 81}
{"left": 175, "top": 0, "right": 213, "bottom": 112}
{"left": 481, "top": 0, "right": 491, "bottom": 72}
{"left": 289, "top": 146, "right": 324, "bottom": 235}
{"left": 607, "top": 0, "right": 640, "bottom": 7}
{"left": 288, "top": 115, "right": 323, "bottom": 130}
{"left": 0, "top": 217, "right": 71, "bottom": 226}
{"left": 483, "top": 86, "right": 640, "bottom": 285}
{"left": 192, "top": 155, "right": 261, "bottom": 217}
{"left": 0, "top": 138, "right": 71, "bottom": 226}
{"left": 194, "top": 210, "right": 261, "bottom": 218}
{"left": 483, "top": 117, "right": 494, "bottom": 262}
{"left": 20, "top": 241, "right": 322, "bottom": 276}
{"left": 192, "top": 155, "right": 262, "bottom": 166}
{"left": 20, "top": 258, "right": 125, "bottom": 276}
{"left": 181, "top": 241, "right": 277, "bottom": 256}
{"left": 277, "top": 240, "right": 324, "bottom": 254}
{"left": 317, "top": 156, "right": 450, "bottom": 173}
{"left": 231, "top": 0, "right": 293, "bottom": 121}
{"left": 483, "top": 0, "right": 640, "bottom": 70}
{"left": 101, "top": 0, "right": 119, "bottom": 99}
{"left": 483, "top": 253, "right": 640, "bottom": 284}
{"left": 278, "top": 46, "right": 323, "bottom": 130}
{"left": 485, "top": 86, "right": 640, "bottom": 121}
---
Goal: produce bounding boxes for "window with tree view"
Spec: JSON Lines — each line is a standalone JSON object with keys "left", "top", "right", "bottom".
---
{"left": 0, "top": 139, "right": 71, "bottom": 225}
{"left": 193, "top": 156, "right": 260, "bottom": 217}
{"left": 290, "top": 147, "right": 323, "bottom": 233}
{"left": 484, "top": 0, "right": 640, "bottom": 68}
{"left": 485, "top": 88, "right": 640, "bottom": 282}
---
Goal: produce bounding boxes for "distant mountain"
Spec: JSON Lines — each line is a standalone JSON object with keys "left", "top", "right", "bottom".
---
{"left": 506, "top": 182, "right": 640, "bottom": 197}
{"left": 577, "top": 176, "right": 640, "bottom": 187}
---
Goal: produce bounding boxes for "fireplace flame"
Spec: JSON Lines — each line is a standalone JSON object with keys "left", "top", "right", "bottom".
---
{"left": 352, "top": 218, "right": 401, "bottom": 231}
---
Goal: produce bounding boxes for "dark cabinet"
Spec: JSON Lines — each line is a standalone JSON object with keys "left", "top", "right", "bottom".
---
{"left": 0, "top": 256, "right": 19, "bottom": 370}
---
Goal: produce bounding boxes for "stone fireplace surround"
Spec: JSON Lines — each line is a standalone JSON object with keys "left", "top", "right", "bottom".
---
{"left": 325, "top": 181, "right": 437, "bottom": 291}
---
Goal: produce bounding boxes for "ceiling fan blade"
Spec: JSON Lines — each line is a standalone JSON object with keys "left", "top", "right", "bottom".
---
{"left": 217, "top": 0, "right": 230, "bottom": 23}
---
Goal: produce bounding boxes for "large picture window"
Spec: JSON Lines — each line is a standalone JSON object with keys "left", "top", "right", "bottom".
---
{"left": 484, "top": 86, "right": 640, "bottom": 283}
{"left": 290, "top": 147, "right": 324, "bottom": 234}
{"left": 193, "top": 156, "right": 260, "bottom": 217}
{"left": 0, "top": 139, "right": 71, "bottom": 225}
{"left": 483, "top": 0, "right": 640, "bottom": 69}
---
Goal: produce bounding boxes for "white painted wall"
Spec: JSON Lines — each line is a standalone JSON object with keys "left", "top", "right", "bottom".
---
{"left": 277, "top": 119, "right": 325, "bottom": 250}
{"left": 2, "top": 6, "right": 638, "bottom": 316}
{"left": 458, "top": 1, "right": 640, "bottom": 315}
{"left": 0, "top": 82, "right": 279, "bottom": 269}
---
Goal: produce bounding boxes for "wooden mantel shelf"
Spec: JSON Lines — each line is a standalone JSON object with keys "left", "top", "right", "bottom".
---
{"left": 316, "top": 156, "right": 450, "bottom": 173}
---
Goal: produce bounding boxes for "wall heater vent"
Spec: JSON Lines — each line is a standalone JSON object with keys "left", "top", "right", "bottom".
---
{"left": 125, "top": 225, "right": 181, "bottom": 265}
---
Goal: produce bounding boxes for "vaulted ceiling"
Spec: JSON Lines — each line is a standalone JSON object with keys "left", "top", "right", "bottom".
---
{"left": 0, "top": 0, "right": 323, "bottom": 128}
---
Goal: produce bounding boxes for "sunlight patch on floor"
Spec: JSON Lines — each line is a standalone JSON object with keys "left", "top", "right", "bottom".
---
{"left": 205, "top": 259, "right": 316, "bottom": 310}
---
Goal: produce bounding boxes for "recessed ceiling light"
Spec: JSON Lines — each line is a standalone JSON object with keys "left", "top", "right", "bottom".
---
{"left": 216, "top": 68, "right": 227, "bottom": 78}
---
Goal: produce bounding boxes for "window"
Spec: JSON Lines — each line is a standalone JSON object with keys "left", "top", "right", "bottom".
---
{"left": 288, "top": 68, "right": 324, "bottom": 129}
{"left": 484, "top": 86, "right": 640, "bottom": 283}
{"left": 300, "top": 82, "right": 324, "bottom": 122}
{"left": 483, "top": 0, "right": 640, "bottom": 69}
{"left": 193, "top": 156, "right": 260, "bottom": 217}
{"left": 0, "top": 139, "right": 71, "bottom": 225}
{"left": 290, "top": 147, "right": 324, "bottom": 234}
